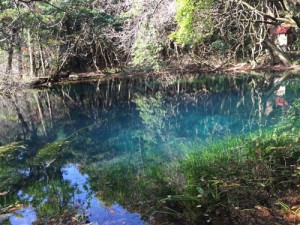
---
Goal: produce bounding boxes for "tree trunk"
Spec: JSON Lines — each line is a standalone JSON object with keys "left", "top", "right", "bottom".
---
{"left": 38, "top": 35, "right": 45, "bottom": 77}
{"left": 28, "top": 30, "right": 36, "bottom": 77}
{"left": 264, "top": 38, "right": 293, "bottom": 66}
{"left": 6, "top": 45, "right": 13, "bottom": 75}
{"left": 5, "top": 29, "right": 16, "bottom": 75}
{"left": 16, "top": 31, "right": 23, "bottom": 77}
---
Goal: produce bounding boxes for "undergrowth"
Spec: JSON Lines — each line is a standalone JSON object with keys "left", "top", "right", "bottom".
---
{"left": 163, "top": 98, "right": 300, "bottom": 224}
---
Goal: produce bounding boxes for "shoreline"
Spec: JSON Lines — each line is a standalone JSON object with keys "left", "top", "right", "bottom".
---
{"left": 1, "top": 64, "right": 300, "bottom": 90}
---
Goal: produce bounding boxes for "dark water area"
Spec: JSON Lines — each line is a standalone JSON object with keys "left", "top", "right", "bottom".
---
{"left": 0, "top": 73, "right": 299, "bottom": 224}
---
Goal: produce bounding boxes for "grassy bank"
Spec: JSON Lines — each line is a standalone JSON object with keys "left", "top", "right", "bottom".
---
{"left": 163, "top": 99, "right": 300, "bottom": 224}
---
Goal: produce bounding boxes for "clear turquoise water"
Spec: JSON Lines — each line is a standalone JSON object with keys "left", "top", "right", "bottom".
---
{"left": 0, "top": 74, "right": 299, "bottom": 224}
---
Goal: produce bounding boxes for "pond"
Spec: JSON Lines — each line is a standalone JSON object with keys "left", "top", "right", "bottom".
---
{"left": 0, "top": 73, "right": 299, "bottom": 224}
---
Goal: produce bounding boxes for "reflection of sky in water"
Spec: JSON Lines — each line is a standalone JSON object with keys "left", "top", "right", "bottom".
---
{"left": 62, "top": 163, "right": 144, "bottom": 225}
{"left": 9, "top": 206, "right": 37, "bottom": 225}
{"left": 8, "top": 164, "right": 144, "bottom": 225}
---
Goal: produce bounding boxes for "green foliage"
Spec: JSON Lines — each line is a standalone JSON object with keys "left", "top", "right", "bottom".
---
{"left": 0, "top": 142, "right": 26, "bottom": 159}
{"left": 169, "top": 0, "right": 215, "bottom": 46}
{"left": 86, "top": 158, "right": 176, "bottom": 214}
{"left": 271, "top": 97, "right": 300, "bottom": 143}
{"left": 0, "top": 0, "right": 115, "bottom": 76}
{"left": 286, "top": 98, "right": 300, "bottom": 128}
{"left": 183, "top": 137, "right": 245, "bottom": 184}
{"left": 0, "top": 164, "right": 22, "bottom": 192}
{"left": 210, "top": 39, "right": 228, "bottom": 54}
{"left": 33, "top": 141, "right": 69, "bottom": 166}
{"left": 0, "top": 142, "right": 28, "bottom": 193}
{"left": 132, "top": 24, "right": 164, "bottom": 71}
{"left": 294, "top": 39, "right": 300, "bottom": 50}
{"left": 175, "top": 99, "right": 300, "bottom": 221}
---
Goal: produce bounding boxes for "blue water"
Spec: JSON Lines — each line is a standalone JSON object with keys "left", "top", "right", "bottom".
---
{"left": 0, "top": 74, "right": 299, "bottom": 224}
{"left": 9, "top": 164, "right": 144, "bottom": 225}
{"left": 61, "top": 164, "right": 144, "bottom": 225}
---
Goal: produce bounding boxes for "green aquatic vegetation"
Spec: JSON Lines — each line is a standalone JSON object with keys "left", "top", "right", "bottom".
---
{"left": 183, "top": 137, "right": 245, "bottom": 181}
{"left": 285, "top": 97, "right": 300, "bottom": 129}
{"left": 0, "top": 165, "right": 23, "bottom": 192}
{"left": 0, "top": 142, "right": 26, "bottom": 159}
{"left": 175, "top": 105, "right": 300, "bottom": 223}
{"left": 286, "top": 80, "right": 300, "bottom": 94}
{"left": 0, "top": 77, "right": 298, "bottom": 224}
{"left": 33, "top": 140, "right": 69, "bottom": 166}
{"left": 85, "top": 156, "right": 177, "bottom": 215}
{"left": 0, "top": 142, "right": 28, "bottom": 193}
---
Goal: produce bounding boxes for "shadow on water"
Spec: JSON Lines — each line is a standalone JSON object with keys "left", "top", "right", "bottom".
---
{"left": 0, "top": 73, "right": 300, "bottom": 224}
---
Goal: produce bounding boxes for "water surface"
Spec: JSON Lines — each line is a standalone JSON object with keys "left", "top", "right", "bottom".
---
{"left": 0, "top": 73, "right": 299, "bottom": 224}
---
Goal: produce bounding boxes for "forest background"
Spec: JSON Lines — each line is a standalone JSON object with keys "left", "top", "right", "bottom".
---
{"left": 1, "top": 0, "right": 300, "bottom": 81}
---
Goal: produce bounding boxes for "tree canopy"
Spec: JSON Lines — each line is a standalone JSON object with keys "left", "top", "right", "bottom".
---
{"left": 0, "top": 0, "right": 299, "bottom": 79}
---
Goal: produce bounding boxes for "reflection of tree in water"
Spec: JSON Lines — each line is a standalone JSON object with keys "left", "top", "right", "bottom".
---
{"left": 0, "top": 141, "right": 75, "bottom": 224}
{"left": 0, "top": 74, "right": 299, "bottom": 224}
{"left": 1, "top": 141, "right": 145, "bottom": 224}
{"left": 133, "top": 92, "right": 175, "bottom": 167}
{"left": 20, "top": 179, "right": 75, "bottom": 223}
{"left": 79, "top": 92, "right": 180, "bottom": 216}
{"left": 134, "top": 92, "right": 167, "bottom": 142}
{"left": 0, "top": 74, "right": 287, "bottom": 145}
